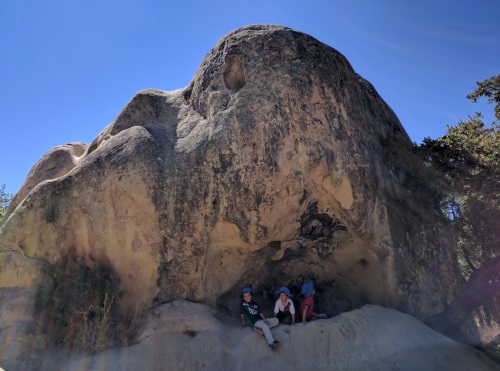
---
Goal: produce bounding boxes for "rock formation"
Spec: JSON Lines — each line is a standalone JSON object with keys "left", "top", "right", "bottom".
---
{"left": 0, "top": 25, "right": 485, "bottom": 368}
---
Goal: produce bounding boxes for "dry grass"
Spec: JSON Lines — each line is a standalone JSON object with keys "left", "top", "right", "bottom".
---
{"left": 36, "top": 250, "right": 142, "bottom": 354}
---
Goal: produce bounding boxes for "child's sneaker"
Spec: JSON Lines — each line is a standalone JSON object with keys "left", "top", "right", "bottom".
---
{"left": 269, "top": 340, "right": 280, "bottom": 350}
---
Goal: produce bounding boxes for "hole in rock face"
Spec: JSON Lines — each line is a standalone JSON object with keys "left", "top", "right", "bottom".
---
{"left": 184, "top": 87, "right": 192, "bottom": 101}
{"left": 183, "top": 82, "right": 193, "bottom": 105}
{"left": 223, "top": 55, "right": 246, "bottom": 91}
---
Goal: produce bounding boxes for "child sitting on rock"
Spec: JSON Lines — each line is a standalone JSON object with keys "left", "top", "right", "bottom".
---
{"left": 240, "top": 287, "right": 280, "bottom": 350}
{"left": 274, "top": 287, "right": 296, "bottom": 325}
{"left": 300, "top": 282, "right": 328, "bottom": 322}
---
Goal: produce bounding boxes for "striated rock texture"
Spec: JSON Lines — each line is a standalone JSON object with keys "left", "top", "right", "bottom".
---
{"left": 0, "top": 25, "right": 464, "bottom": 365}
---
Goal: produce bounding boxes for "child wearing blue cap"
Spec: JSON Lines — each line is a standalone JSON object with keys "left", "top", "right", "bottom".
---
{"left": 240, "top": 287, "right": 280, "bottom": 350}
{"left": 299, "top": 282, "right": 327, "bottom": 322}
{"left": 274, "top": 287, "right": 296, "bottom": 325}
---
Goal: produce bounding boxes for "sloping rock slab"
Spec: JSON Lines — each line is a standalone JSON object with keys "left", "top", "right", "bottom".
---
{"left": 41, "top": 300, "right": 498, "bottom": 371}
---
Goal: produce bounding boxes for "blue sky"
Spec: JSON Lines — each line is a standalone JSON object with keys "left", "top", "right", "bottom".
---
{"left": 1, "top": 0, "right": 499, "bottom": 195}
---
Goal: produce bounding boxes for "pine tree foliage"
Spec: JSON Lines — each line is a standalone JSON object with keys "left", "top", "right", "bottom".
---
{"left": 418, "top": 75, "right": 500, "bottom": 339}
{"left": 0, "top": 184, "right": 13, "bottom": 225}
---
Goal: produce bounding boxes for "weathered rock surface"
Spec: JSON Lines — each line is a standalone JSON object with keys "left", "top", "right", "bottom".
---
{"left": 7, "top": 142, "right": 88, "bottom": 214}
{"left": 32, "top": 300, "right": 500, "bottom": 371}
{"left": 0, "top": 24, "right": 472, "bottom": 367}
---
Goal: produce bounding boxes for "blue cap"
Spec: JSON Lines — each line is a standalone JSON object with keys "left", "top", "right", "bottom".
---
{"left": 275, "top": 287, "right": 293, "bottom": 298}
{"left": 240, "top": 287, "right": 253, "bottom": 297}
{"left": 301, "top": 282, "right": 313, "bottom": 297}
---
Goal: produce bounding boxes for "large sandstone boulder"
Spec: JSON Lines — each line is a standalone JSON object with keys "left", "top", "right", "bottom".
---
{"left": 0, "top": 25, "right": 469, "bottom": 367}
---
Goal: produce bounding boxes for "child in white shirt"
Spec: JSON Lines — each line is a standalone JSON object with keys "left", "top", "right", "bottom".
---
{"left": 274, "top": 287, "right": 296, "bottom": 325}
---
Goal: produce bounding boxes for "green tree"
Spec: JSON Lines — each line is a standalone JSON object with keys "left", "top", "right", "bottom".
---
{"left": 467, "top": 74, "right": 500, "bottom": 122}
{"left": 0, "top": 184, "right": 13, "bottom": 225}
{"left": 418, "top": 76, "right": 500, "bottom": 349}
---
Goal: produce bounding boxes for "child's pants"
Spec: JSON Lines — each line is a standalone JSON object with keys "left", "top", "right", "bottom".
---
{"left": 254, "top": 318, "right": 279, "bottom": 345}
{"left": 276, "top": 311, "right": 293, "bottom": 324}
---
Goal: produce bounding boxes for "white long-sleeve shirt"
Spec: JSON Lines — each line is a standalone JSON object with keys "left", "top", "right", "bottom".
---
{"left": 274, "top": 298, "right": 295, "bottom": 314}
